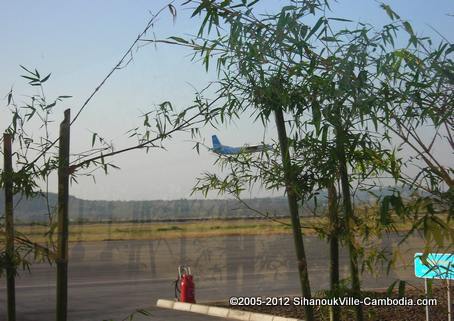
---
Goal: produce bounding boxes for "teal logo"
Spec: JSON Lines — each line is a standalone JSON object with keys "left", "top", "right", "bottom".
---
{"left": 414, "top": 253, "right": 454, "bottom": 279}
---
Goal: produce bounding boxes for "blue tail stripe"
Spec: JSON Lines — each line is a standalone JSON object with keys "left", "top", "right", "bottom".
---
{"left": 212, "top": 135, "right": 221, "bottom": 148}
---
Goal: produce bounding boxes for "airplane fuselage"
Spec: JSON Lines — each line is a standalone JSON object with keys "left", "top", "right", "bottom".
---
{"left": 211, "top": 135, "right": 271, "bottom": 155}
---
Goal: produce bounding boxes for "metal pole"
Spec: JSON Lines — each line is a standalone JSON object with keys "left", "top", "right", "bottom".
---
{"left": 448, "top": 279, "right": 451, "bottom": 321}
{"left": 4, "top": 133, "right": 16, "bottom": 321}
{"left": 425, "top": 278, "right": 430, "bottom": 321}
{"left": 56, "top": 109, "right": 71, "bottom": 321}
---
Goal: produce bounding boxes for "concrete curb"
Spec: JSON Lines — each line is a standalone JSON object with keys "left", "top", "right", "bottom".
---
{"left": 156, "top": 299, "right": 304, "bottom": 321}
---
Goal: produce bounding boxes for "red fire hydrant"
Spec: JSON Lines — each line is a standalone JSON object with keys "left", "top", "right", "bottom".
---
{"left": 175, "top": 265, "right": 196, "bottom": 303}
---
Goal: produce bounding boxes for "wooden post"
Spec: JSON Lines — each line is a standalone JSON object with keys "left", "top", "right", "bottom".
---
{"left": 4, "top": 133, "right": 16, "bottom": 321}
{"left": 56, "top": 109, "right": 70, "bottom": 321}
{"left": 274, "top": 108, "right": 315, "bottom": 321}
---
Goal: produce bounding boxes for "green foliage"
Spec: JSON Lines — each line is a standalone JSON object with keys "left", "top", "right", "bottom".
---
{"left": 1, "top": 68, "right": 71, "bottom": 276}
{"left": 167, "top": 0, "right": 453, "bottom": 310}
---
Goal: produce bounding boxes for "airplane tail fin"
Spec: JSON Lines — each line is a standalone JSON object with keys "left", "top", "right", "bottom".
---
{"left": 212, "top": 135, "right": 221, "bottom": 148}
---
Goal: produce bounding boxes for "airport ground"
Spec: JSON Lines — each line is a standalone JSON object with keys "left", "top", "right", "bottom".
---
{"left": 1, "top": 230, "right": 443, "bottom": 321}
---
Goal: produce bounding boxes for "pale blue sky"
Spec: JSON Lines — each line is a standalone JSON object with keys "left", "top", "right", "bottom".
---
{"left": 1, "top": 1, "right": 452, "bottom": 200}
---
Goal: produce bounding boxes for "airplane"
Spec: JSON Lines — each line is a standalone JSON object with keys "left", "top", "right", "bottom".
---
{"left": 211, "top": 135, "right": 272, "bottom": 155}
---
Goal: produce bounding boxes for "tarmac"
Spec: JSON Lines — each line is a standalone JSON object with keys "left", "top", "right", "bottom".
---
{"left": 0, "top": 233, "right": 426, "bottom": 320}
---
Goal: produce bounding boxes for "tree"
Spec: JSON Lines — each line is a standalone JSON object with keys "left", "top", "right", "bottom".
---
{"left": 162, "top": 1, "right": 453, "bottom": 321}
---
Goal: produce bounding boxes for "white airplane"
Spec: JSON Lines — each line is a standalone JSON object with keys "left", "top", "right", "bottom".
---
{"left": 211, "top": 135, "right": 272, "bottom": 155}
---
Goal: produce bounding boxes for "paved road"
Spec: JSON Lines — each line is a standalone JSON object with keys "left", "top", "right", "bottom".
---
{"left": 0, "top": 233, "right": 430, "bottom": 320}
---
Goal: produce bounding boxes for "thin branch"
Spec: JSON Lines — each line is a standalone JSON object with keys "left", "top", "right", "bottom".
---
{"left": 231, "top": 195, "right": 291, "bottom": 227}
{"left": 71, "top": 93, "right": 225, "bottom": 171}
{"left": 389, "top": 119, "right": 454, "bottom": 187}
{"left": 16, "top": 1, "right": 176, "bottom": 176}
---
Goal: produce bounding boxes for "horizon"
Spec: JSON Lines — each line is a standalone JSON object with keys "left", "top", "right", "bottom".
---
{"left": 1, "top": 0, "right": 452, "bottom": 201}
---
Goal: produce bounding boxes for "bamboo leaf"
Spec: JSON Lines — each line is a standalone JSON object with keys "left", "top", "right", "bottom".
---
{"left": 19, "top": 65, "right": 34, "bottom": 75}
{"left": 380, "top": 4, "right": 400, "bottom": 20}
{"left": 91, "top": 133, "right": 97, "bottom": 147}
{"left": 137, "top": 309, "right": 151, "bottom": 316}
{"left": 168, "top": 36, "right": 189, "bottom": 44}
{"left": 320, "top": 36, "right": 338, "bottom": 42}
{"left": 328, "top": 17, "right": 353, "bottom": 22}
{"left": 41, "top": 73, "right": 51, "bottom": 83}
{"left": 7, "top": 89, "right": 12, "bottom": 105}
{"left": 168, "top": 4, "right": 177, "bottom": 18}
{"left": 386, "top": 280, "right": 398, "bottom": 296}
{"left": 305, "top": 17, "right": 325, "bottom": 40}
{"left": 403, "top": 21, "right": 414, "bottom": 36}
{"left": 398, "top": 280, "right": 406, "bottom": 297}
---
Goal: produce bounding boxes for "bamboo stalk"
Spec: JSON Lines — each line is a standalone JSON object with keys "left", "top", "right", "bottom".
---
{"left": 328, "top": 182, "right": 340, "bottom": 321}
{"left": 336, "top": 126, "right": 363, "bottom": 321}
{"left": 274, "top": 108, "right": 315, "bottom": 321}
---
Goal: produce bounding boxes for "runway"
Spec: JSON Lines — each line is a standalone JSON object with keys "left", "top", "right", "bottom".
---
{"left": 0, "top": 233, "right": 429, "bottom": 320}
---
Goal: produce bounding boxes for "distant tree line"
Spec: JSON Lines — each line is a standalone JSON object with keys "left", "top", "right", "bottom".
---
{"left": 0, "top": 188, "right": 407, "bottom": 223}
{"left": 0, "top": 192, "right": 290, "bottom": 223}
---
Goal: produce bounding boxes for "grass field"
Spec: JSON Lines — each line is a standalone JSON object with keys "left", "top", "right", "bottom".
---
{"left": 14, "top": 214, "right": 444, "bottom": 243}
{"left": 17, "top": 219, "right": 293, "bottom": 243}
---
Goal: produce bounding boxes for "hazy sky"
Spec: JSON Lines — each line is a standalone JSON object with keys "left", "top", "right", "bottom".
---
{"left": 1, "top": 0, "right": 452, "bottom": 201}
